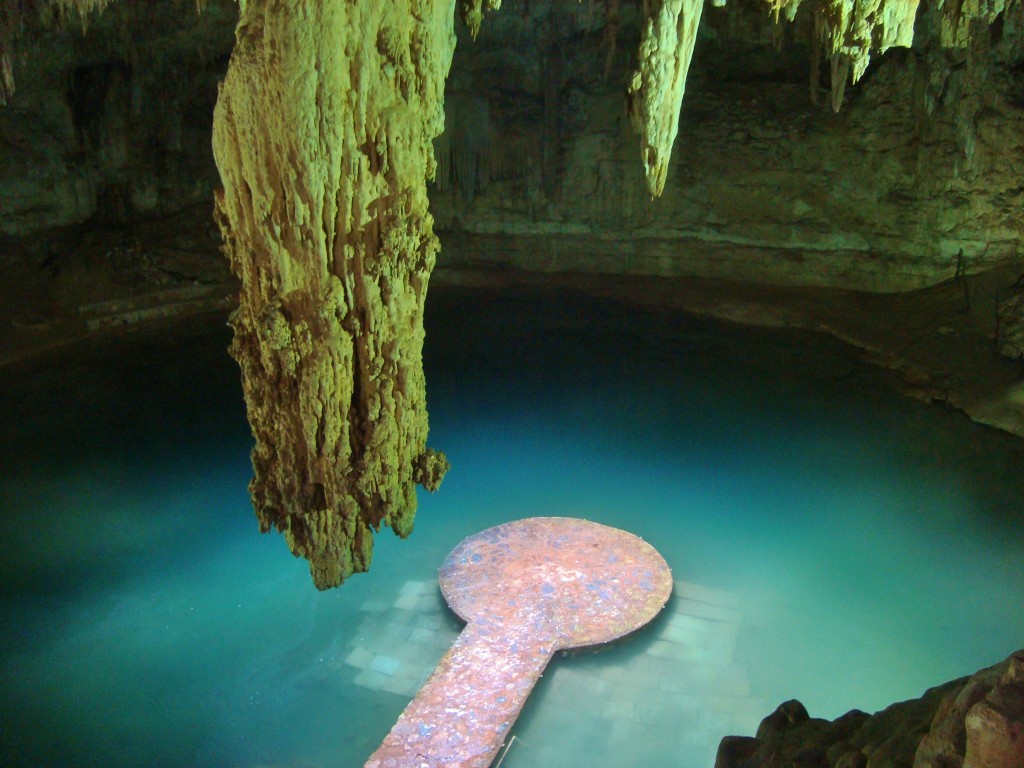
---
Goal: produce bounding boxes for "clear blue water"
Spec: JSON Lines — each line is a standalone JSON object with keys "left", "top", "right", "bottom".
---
{"left": 1, "top": 284, "right": 1022, "bottom": 768}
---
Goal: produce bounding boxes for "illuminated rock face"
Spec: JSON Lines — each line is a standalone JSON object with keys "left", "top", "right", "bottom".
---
{"left": 770, "top": 0, "right": 920, "bottom": 102}
{"left": 428, "top": 2, "right": 1024, "bottom": 292}
{"left": 623, "top": 0, "right": 1016, "bottom": 194}
{"left": 212, "top": 0, "right": 453, "bottom": 589}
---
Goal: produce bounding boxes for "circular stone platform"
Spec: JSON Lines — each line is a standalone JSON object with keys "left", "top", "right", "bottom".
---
{"left": 366, "top": 517, "right": 672, "bottom": 768}
{"left": 440, "top": 516, "right": 673, "bottom": 649}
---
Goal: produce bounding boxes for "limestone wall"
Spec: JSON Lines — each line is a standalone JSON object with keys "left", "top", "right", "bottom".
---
{"left": 0, "top": 1, "right": 237, "bottom": 234}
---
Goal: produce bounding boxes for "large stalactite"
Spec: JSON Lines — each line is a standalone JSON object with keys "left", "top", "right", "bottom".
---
{"left": 211, "top": 0, "right": 453, "bottom": 589}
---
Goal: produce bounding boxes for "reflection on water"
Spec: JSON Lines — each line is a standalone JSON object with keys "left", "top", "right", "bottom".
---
{"left": 1, "top": 285, "right": 1022, "bottom": 768}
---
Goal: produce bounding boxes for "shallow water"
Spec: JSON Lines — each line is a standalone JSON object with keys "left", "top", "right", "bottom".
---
{"left": 1, "top": 284, "right": 1022, "bottom": 768}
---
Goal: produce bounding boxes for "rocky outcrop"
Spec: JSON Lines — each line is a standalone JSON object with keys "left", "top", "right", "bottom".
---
{"left": 715, "top": 649, "right": 1024, "bottom": 768}
{"left": 211, "top": 0, "right": 451, "bottom": 588}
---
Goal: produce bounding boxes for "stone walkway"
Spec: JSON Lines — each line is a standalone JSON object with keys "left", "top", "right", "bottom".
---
{"left": 342, "top": 572, "right": 764, "bottom": 767}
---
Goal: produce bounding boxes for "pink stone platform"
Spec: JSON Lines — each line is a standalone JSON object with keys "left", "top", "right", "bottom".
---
{"left": 365, "top": 516, "right": 673, "bottom": 768}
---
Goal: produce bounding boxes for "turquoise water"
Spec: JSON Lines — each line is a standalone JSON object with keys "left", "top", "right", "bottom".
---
{"left": 1, "top": 284, "right": 1022, "bottom": 768}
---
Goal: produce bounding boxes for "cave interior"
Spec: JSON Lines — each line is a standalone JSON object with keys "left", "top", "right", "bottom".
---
{"left": 0, "top": 1, "right": 1023, "bottom": 767}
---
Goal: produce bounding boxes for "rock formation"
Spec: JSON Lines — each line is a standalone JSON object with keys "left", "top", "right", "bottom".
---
{"left": 211, "top": 0, "right": 452, "bottom": 588}
{"left": 0, "top": 1, "right": 235, "bottom": 233}
{"left": 770, "top": 0, "right": 920, "bottom": 110}
{"left": 459, "top": 0, "right": 502, "bottom": 40}
{"left": 715, "top": 649, "right": 1024, "bottom": 768}
{"left": 2, "top": 1, "right": 119, "bottom": 104}
{"left": 621, "top": 0, "right": 1007, "bottom": 195}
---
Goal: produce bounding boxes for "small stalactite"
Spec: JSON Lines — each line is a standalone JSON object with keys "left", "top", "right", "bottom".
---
{"left": 829, "top": 52, "right": 849, "bottom": 112}
{"left": 0, "top": 49, "right": 13, "bottom": 105}
{"left": 627, "top": 0, "right": 705, "bottom": 198}
{"left": 433, "top": 91, "right": 492, "bottom": 204}
{"left": 459, "top": 0, "right": 502, "bottom": 40}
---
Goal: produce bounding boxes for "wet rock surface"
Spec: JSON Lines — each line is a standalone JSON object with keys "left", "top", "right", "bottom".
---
{"left": 715, "top": 650, "right": 1024, "bottom": 768}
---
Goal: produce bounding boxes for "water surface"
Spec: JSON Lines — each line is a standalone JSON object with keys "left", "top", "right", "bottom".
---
{"left": 1, "top": 284, "right": 1021, "bottom": 768}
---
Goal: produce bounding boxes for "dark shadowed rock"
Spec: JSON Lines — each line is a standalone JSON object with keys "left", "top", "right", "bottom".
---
{"left": 757, "top": 699, "right": 812, "bottom": 739}
{"left": 717, "top": 651, "right": 1024, "bottom": 768}
{"left": 714, "top": 735, "right": 762, "bottom": 768}
{"left": 834, "top": 749, "right": 868, "bottom": 768}
{"left": 792, "top": 745, "right": 829, "bottom": 767}
{"left": 997, "top": 281, "right": 1024, "bottom": 362}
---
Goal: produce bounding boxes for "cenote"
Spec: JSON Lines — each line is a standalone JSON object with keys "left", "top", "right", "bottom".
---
{"left": 1, "top": 284, "right": 1022, "bottom": 768}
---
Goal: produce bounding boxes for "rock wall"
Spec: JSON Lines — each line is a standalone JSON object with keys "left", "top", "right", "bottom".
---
{"left": 2, "top": 2, "right": 1021, "bottom": 292}
{"left": 0, "top": 1, "right": 236, "bottom": 234}
{"left": 211, "top": 0, "right": 451, "bottom": 589}
{"left": 430, "top": 1, "right": 1024, "bottom": 291}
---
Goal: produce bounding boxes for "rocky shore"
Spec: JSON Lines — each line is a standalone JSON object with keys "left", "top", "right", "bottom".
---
{"left": 715, "top": 649, "right": 1024, "bottom": 768}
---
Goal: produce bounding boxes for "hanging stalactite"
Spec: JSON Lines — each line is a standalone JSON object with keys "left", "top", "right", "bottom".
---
{"left": 212, "top": 0, "right": 454, "bottom": 589}
{"left": 627, "top": 0, "right": 705, "bottom": 198}
{"left": 433, "top": 91, "right": 492, "bottom": 203}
